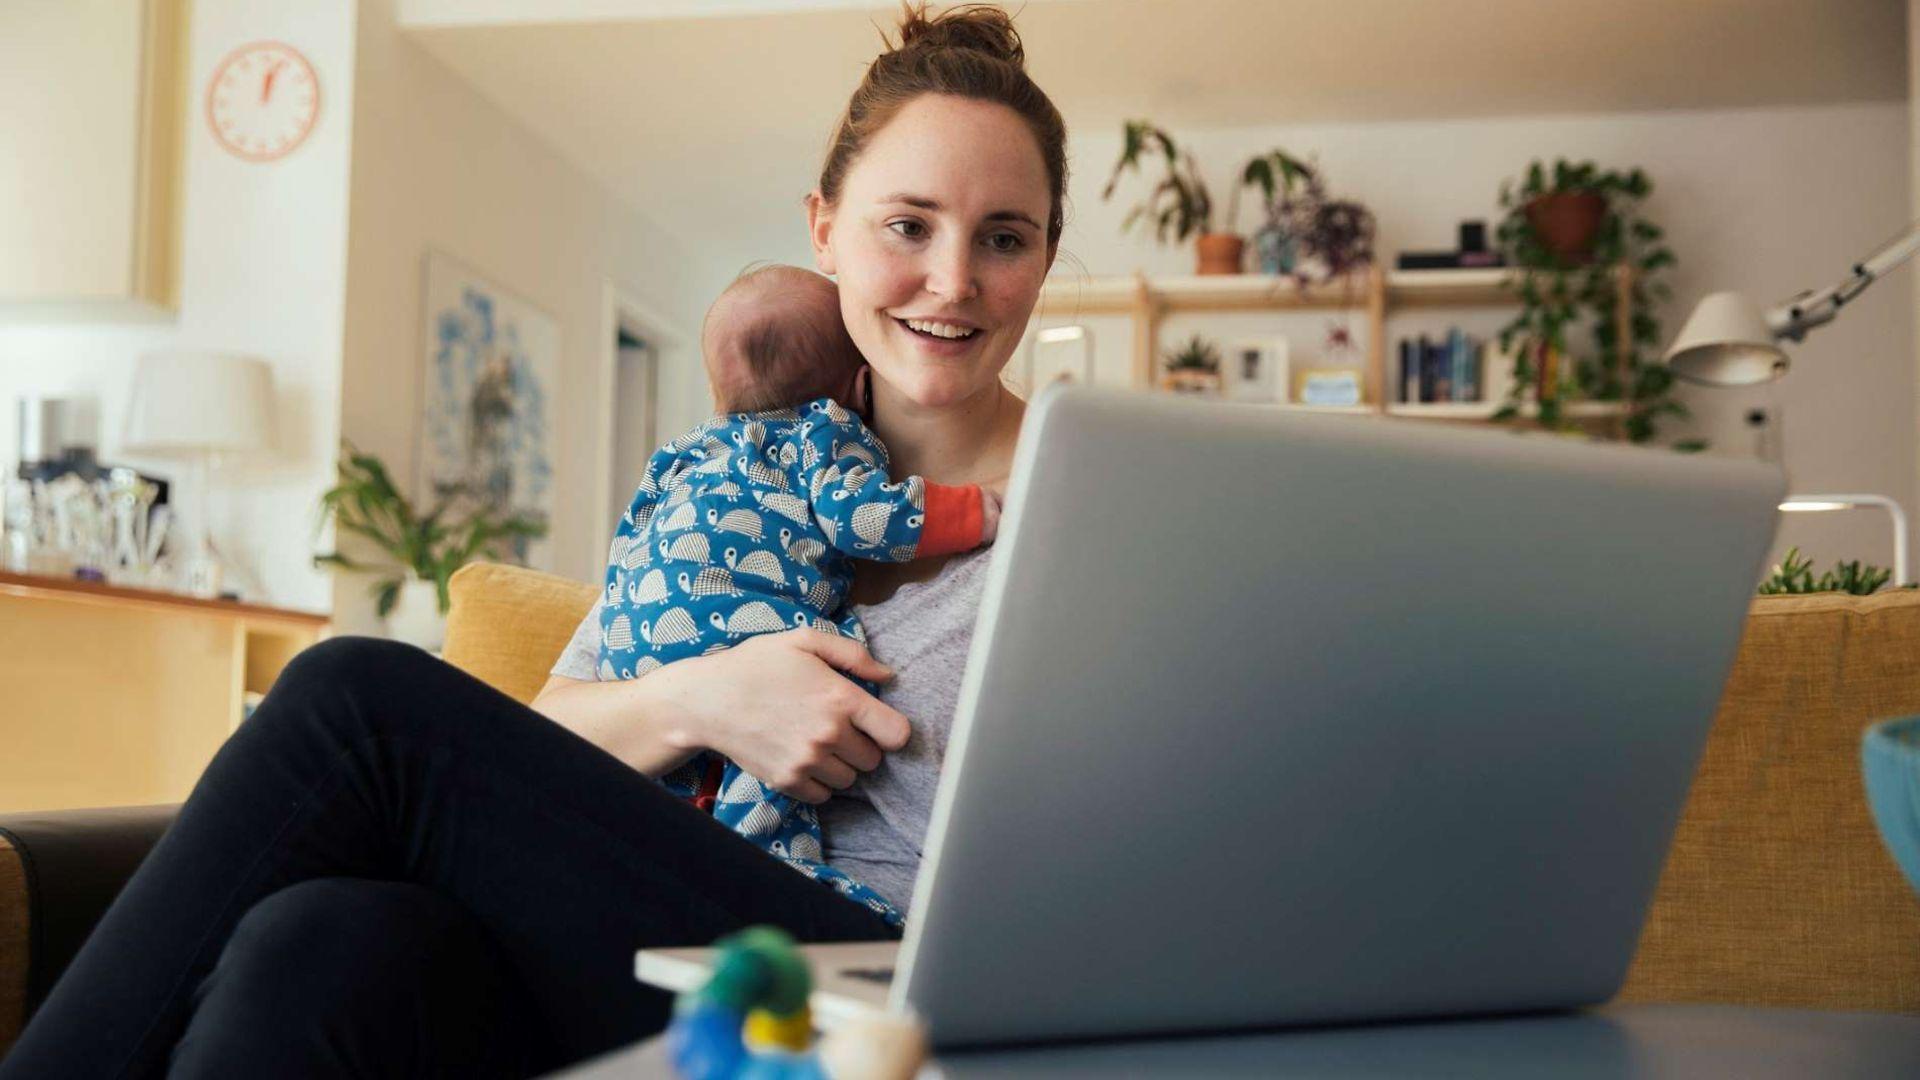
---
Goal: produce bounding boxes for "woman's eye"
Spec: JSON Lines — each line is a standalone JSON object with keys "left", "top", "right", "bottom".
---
{"left": 887, "top": 220, "right": 926, "bottom": 240}
{"left": 986, "top": 233, "right": 1024, "bottom": 253}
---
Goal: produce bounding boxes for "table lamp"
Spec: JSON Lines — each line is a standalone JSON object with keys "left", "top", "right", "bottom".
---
{"left": 1778, "top": 494, "right": 1908, "bottom": 586}
{"left": 122, "top": 351, "right": 273, "bottom": 597}
{"left": 1664, "top": 221, "right": 1920, "bottom": 386}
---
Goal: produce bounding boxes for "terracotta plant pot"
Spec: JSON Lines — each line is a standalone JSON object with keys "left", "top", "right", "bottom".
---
{"left": 1160, "top": 368, "right": 1222, "bottom": 395}
{"left": 1524, "top": 191, "right": 1607, "bottom": 264}
{"left": 1195, "top": 233, "right": 1246, "bottom": 275}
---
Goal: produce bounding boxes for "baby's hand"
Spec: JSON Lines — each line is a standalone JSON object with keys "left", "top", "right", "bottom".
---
{"left": 979, "top": 483, "right": 1005, "bottom": 545}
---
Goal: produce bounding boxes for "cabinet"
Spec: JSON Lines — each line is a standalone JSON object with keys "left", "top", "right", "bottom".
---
{"left": 1034, "top": 266, "right": 1636, "bottom": 432}
{"left": 0, "top": 0, "right": 186, "bottom": 317}
{"left": 0, "top": 572, "right": 327, "bottom": 812}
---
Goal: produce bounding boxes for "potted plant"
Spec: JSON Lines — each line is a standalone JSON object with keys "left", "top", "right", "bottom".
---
{"left": 1493, "top": 157, "right": 1695, "bottom": 446}
{"left": 1757, "top": 547, "right": 1902, "bottom": 596}
{"left": 1159, "top": 334, "right": 1223, "bottom": 395}
{"left": 312, "top": 442, "right": 547, "bottom": 650}
{"left": 1240, "top": 149, "right": 1317, "bottom": 275}
{"left": 1105, "top": 123, "right": 1305, "bottom": 275}
{"left": 1269, "top": 168, "right": 1376, "bottom": 286}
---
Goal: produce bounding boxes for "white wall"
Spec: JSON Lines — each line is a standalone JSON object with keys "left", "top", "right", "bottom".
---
{"left": 337, "top": 0, "right": 722, "bottom": 631}
{"left": 1018, "top": 102, "right": 1914, "bottom": 577}
{"left": 0, "top": 0, "right": 356, "bottom": 613}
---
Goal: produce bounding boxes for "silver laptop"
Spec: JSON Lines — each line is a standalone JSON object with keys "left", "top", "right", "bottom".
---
{"left": 639, "top": 384, "right": 1784, "bottom": 1049}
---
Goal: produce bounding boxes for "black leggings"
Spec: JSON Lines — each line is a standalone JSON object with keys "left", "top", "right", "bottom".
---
{"left": 0, "top": 637, "right": 897, "bottom": 1077}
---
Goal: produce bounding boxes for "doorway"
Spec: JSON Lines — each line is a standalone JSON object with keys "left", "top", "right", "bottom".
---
{"left": 598, "top": 282, "right": 680, "bottom": 551}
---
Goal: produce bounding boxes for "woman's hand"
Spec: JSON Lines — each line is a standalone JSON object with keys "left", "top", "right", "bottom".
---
{"left": 646, "top": 629, "right": 912, "bottom": 804}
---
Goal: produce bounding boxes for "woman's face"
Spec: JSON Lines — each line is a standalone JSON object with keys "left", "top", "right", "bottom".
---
{"left": 808, "top": 94, "right": 1055, "bottom": 411}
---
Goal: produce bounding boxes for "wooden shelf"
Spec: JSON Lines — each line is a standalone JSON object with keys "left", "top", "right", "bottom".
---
{"left": 1383, "top": 267, "right": 1516, "bottom": 307}
{"left": 1385, "top": 401, "right": 1627, "bottom": 422}
{"left": 1033, "top": 264, "right": 1634, "bottom": 436}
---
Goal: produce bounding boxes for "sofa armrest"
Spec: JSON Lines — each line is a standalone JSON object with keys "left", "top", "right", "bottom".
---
{"left": 0, "top": 804, "right": 177, "bottom": 1054}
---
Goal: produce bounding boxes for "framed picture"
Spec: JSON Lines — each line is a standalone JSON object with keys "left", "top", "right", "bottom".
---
{"left": 1024, "top": 324, "right": 1094, "bottom": 393}
{"left": 1223, "top": 337, "right": 1288, "bottom": 403}
{"left": 417, "top": 250, "right": 560, "bottom": 570}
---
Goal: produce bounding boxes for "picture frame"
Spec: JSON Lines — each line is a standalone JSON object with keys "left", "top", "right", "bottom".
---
{"left": 416, "top": 250, "right": 560, "bottom": 570}
{"left": 1223, "top": 337, "right": 1288, "bottom": 403}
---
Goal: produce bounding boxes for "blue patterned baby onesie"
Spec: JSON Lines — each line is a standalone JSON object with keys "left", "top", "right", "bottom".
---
{"left": 597, "top": 397, "right": 984, "bottom": 925}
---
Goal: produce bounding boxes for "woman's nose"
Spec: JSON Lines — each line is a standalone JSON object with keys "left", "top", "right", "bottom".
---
{"left": 922, "top": 237, "right": 980, "bottom": 303}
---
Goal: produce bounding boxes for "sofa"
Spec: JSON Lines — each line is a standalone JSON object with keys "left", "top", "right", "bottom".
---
{"left": 6, "top": 562, "right": 1920, "bottom": 1054}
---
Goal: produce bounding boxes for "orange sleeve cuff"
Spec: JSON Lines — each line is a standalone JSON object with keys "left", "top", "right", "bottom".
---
{"left": 916, "top": 482, "right": 984, "bottom": 557}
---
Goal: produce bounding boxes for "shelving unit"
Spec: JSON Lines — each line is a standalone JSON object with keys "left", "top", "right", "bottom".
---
{"left": 1033, "top": 264, "right": 1635, "bottom": 433}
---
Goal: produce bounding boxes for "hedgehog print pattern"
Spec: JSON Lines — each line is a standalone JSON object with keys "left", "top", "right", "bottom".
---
{"left": 594, "top": 395, "right": 981, "bottom": 928}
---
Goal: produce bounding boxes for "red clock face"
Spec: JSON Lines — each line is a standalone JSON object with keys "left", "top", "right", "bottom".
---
{"left": 206, "top": 41, "right": 320, "bottom": 162}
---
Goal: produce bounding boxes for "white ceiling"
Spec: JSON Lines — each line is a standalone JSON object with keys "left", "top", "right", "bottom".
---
{"left": 404, "top": 0, "right": 1907, "bottom": 272}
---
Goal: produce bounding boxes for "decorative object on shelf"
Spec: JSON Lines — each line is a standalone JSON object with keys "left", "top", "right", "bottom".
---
{"left": 1296, "top": 368, "right": 1364, "bottom": 407}
{"left": 1494, "top": 159, "right": 1690, "bottom": 445}
{"left": 1223, "top": 337, "right": 1288, "bottom": 403}
{"left": 664, "top": 924, "right": 927, "bottom": 1080}
{"left": 1101, "top": 123, "right": 1316, "bottom": 276}
{"left": 1397, "top": 220, "right": 1505, "bottom": 271}
{"left": 313, "top": 442, "right": 546, "bottom": 651}
{"left": 205, "top": 40, "right": 320, "bottom": 162}
{"left": 1024, "top": 324, "right": 1094, "bottom": 393}
{"left": 1242, "top": 148, "right": 1316, "bottom": 276}
{"left": 1777, "top": 494, "right": 1909, "bottom": 586}
{"left": 1268, "top": 166, "right": 1375, "bottom": 285}
{"left": 122, "top": 351, "right": 275, "bottom": 598}
{"left": 1159, "top": 333, "right": 1223, "bottom": 395}
{"left": 419, "top": 250, "right": 558, "bottom": 571}
{"left": 1862, "top": 716, "right": 1920, "bottom": 904}
{"left": 1663, "top": 219, "right": 1920, "bottom": 387}
{"left": 1756, "top": 546, "right": 1898, "bottom": 596}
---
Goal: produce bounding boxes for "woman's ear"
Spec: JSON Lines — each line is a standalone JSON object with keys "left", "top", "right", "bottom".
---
{"left": 806, "top": 191, "right": 838, "bottom": 276}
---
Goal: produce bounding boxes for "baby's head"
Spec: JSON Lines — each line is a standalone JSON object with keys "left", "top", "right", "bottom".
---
{"left": 702, "top": 265, "right": 866, "bottom": 415}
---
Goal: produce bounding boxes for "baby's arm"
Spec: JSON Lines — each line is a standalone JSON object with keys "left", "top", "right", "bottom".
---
{"left": 803, "top": 416, "right": 991, "bottom": 561}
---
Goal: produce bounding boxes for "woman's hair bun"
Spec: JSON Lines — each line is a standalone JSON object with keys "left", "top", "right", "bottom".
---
{"left": 895, "top": 3, "right": 1025, "bottom": 68}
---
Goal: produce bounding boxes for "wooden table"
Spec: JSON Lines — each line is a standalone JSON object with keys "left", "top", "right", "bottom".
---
{"left": 0, "top": 571, "right": 328, "bottom": 812}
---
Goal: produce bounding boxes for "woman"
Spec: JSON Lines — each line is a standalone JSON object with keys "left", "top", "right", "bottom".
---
{"left": 0, "top": 4, "right": 1066, "bottom": 1076}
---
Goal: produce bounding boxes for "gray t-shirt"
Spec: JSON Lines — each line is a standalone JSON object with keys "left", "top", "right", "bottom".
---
{"left": 549, "top": 548, "right": 992, "bottom": 917}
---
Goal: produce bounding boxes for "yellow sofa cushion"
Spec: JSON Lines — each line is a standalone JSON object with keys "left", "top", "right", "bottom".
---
{"left": 1619, "top": 590, "right": 1920, "bottom": 1011}
{"left": 442, "top": 562, "right": 599, "bottom": 705}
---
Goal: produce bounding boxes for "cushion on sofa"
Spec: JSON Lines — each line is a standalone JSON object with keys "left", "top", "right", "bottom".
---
{"left": 1619, "top": 589, "right": 1920, "bottom": 1012}
{"left": 442, "top": 562, "right": 600, "bottom": 705}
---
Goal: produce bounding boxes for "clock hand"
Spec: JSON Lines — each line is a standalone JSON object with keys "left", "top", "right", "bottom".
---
{"left": 261, "top": 61, "right": 284, "bottom": 104}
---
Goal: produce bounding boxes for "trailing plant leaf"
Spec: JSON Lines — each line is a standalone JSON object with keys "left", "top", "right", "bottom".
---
{"left": 1104, "top": 120, "right": 1214, "bottom": 243}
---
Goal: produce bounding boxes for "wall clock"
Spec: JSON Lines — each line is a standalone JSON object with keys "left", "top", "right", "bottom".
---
{"left": 205, "top": 41, "right": 320, "bottom": 162}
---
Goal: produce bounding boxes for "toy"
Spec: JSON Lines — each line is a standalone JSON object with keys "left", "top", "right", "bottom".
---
{"left": 665, "top": 926, "right": 927, "bottom": 1080}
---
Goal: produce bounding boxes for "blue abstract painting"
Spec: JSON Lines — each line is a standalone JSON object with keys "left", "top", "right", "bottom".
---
{"left": 418, "top": 251, "right": 558, "bottom": 568}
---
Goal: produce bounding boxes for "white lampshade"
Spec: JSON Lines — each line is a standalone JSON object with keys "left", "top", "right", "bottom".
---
{"left": 123, "top": 352, "right": 273, "bottom": 454}
{"left": 1663, "top": 291, "right": 1789, "bottom": 387}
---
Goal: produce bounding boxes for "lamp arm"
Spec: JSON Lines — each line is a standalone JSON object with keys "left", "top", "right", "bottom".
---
{"left": 1765, "top": 221, "right": 1920, "bottom": 343}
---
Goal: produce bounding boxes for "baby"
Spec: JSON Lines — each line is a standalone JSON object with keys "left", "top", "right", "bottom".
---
{"left": 597, "top": 265, "right": 999, "bottom": 924}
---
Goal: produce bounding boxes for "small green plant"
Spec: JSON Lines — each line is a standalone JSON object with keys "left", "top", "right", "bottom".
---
{"left": 1163, "top": 334, "right": 1222, "bottom": 374}
{"left": 1493, "top": 158, "right": 1696, "bottom": 447}
{"left": 312, "top": 442, "right": 547, "bottom": 616}
{"left": 1757, "top": 546, "right": 1893, "bottom": 596}
{"left": 1103, "top": 122, "right": 1317, "bottom": 244}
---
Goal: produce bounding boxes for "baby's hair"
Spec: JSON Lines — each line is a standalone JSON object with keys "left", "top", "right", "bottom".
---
{"left": 704, "top": 265, "right": 861, "bottom": 414}
{"left": 817, "top": 2, "right": 1069, "bottom": 248}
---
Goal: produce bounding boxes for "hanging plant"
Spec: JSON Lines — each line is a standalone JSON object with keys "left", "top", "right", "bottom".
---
{"left": 1492, "top": 159, "right": 1698, "bottom": 447}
